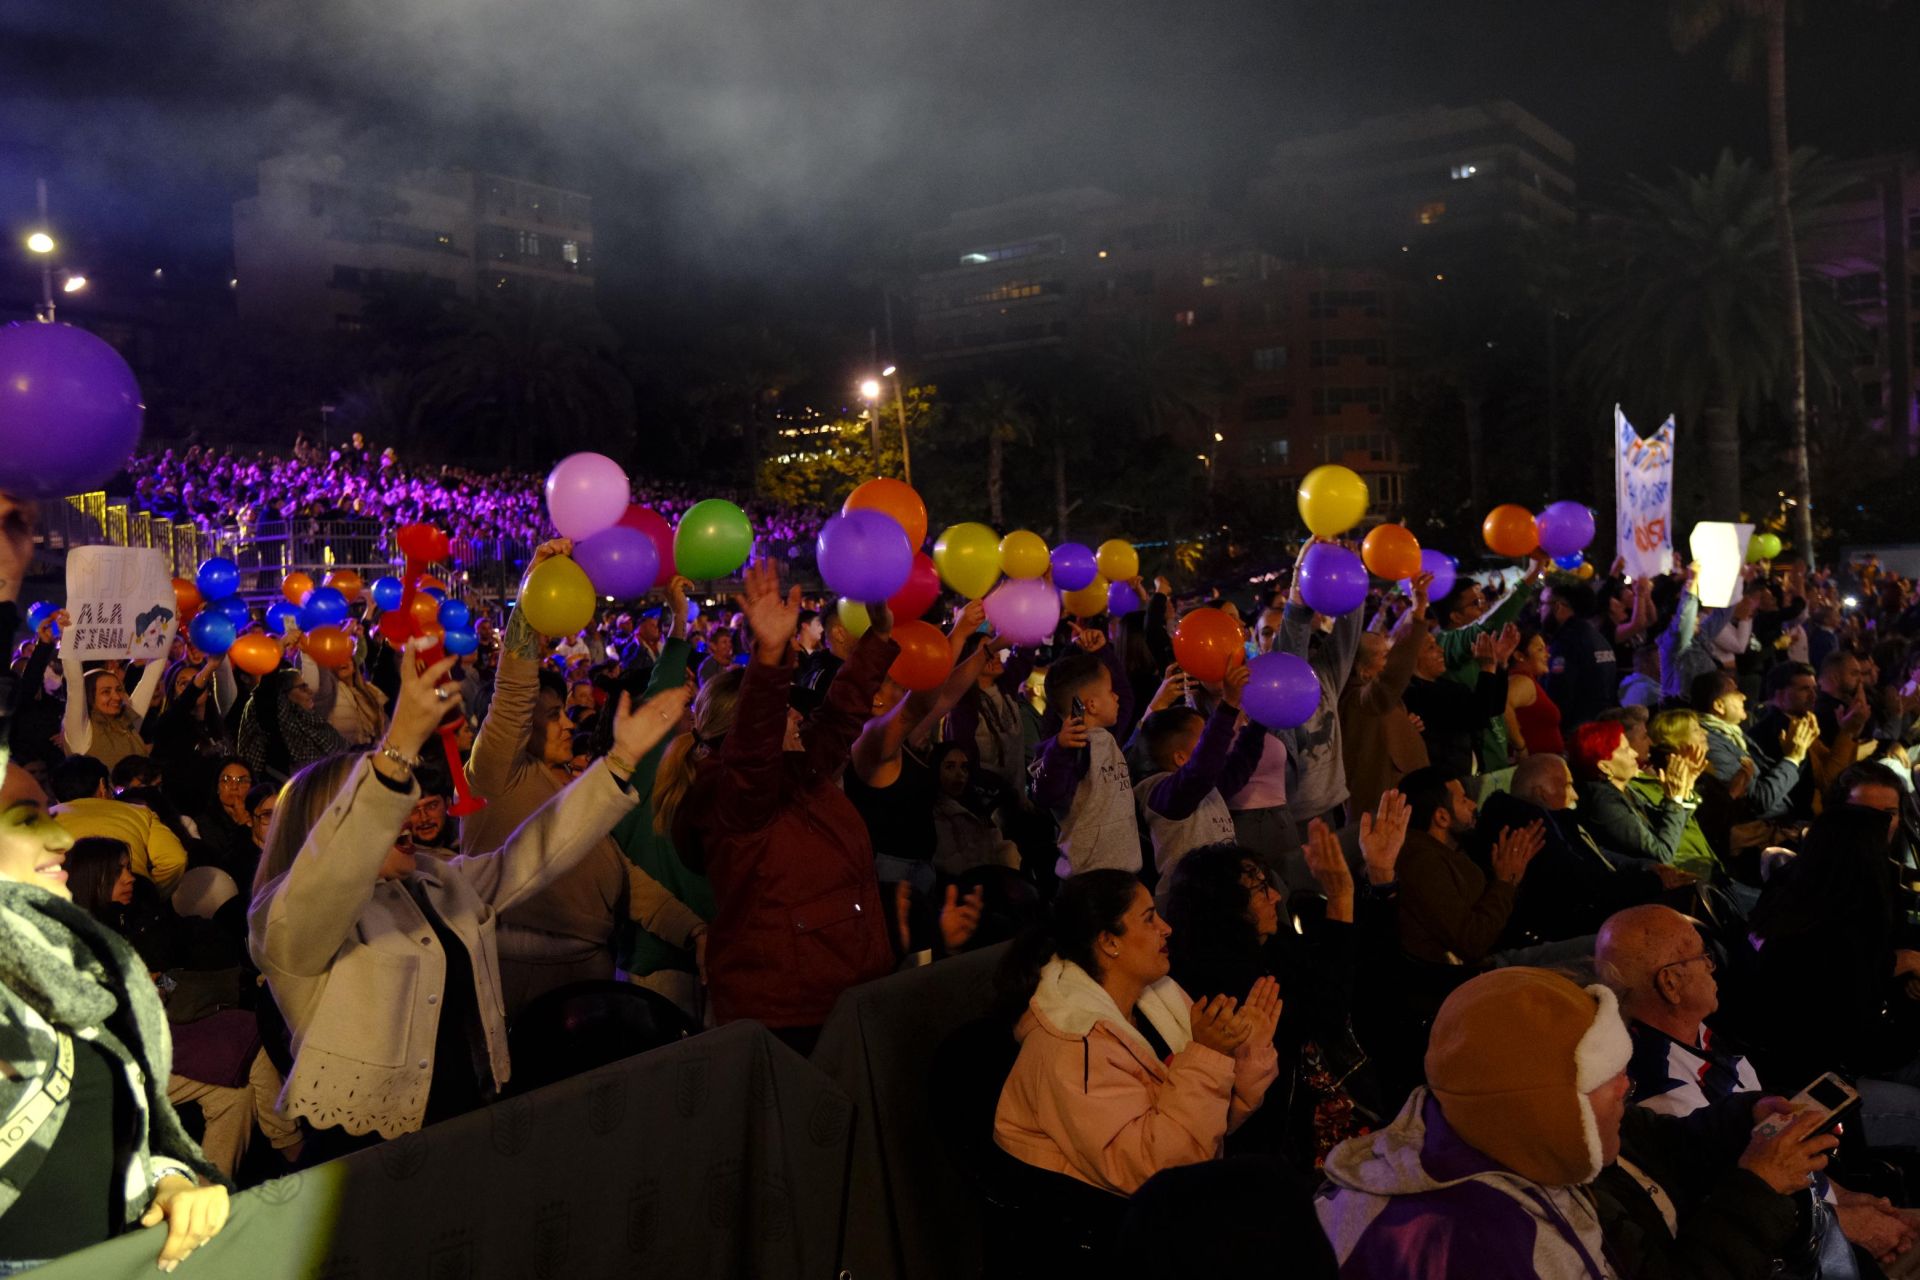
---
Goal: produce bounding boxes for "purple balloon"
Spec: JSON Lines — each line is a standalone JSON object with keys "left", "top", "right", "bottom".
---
{"left": 816, "top": 509, "right": 913, "bottom": 601}
{"left": 1297, "top": 543, "right": 1369, "bottom": 616}
{"left": 1243, "top": 652, "right": 1321, "bottom": 729}
{"left": 575, "top": 524, "right": 661, "bottom": 599}
{"left": 0, "top": 322, "right": 143, "bottom": 496}
{"left": 1535, "top": 501, "right": 1597, "bottom": 559}
{"left": 983, "top": 577, "right": 1061, "bottom": 646}
{"left": 1107, "top": 580, "right": 1143, "bottom": 616}
{"left": 545, "top": 452, "right": 631, "bottom": 540}
{"left": 1400, "top": 549, "right": 1458, "bottom": 601}
{"left": 1050, "top": 542, "right": 1098, "bottom": 592}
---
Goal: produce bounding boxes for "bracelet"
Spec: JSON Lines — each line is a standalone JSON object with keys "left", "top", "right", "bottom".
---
{"left": 606, "top": 752, "right": 636, "bottom": 776}
{"left": 378, "top": 744, "right": 423, "bottom": 771}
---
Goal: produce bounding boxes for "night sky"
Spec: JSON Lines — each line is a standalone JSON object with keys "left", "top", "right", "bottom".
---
{"left": 3, "top": 0, "right": 1917, "bottom": 309}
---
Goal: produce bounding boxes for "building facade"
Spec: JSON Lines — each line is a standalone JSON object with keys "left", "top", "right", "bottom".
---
{"left": 231, "top": 155, "right": 594, "bottom": 331}
{"left": 1806, "top": 152, "right": 1918, "bottom": 450}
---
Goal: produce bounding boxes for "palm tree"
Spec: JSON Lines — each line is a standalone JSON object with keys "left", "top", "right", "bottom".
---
{"left": 953, "top": 379, "right": 1033, "bottom": 527}
{"left": 684, "top": 325, "right": 804, "bottom": 481}
{"left": 412, "top": 288, "right": 635, "bottom": 466}
{"left": 1664, "top": 0, "right": 1890, "bottom": 560}
{"left": 1575, "top": 150, "right": 1863, "bottom": 521}
{"left": 1089, "top": 315, "right": 1230, "bottom": 442}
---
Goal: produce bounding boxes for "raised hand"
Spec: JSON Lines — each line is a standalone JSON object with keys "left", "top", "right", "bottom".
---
{"left": 1188, "top": 993, "right": 1252, "bottom": 1056}
{"left": 528, "top": 537, "right": 573, "bottom": 569}
{"left": 609, "top": 685, "right": 694, "bottom": 768}
{"left": 737, "top": 558, "right": 802, "bottom": 665}
{"left": 1408, "top": 571, "right": 1433, "bottom": 618}
{"left": 1072, "top": 622, "right": 1107, "bottom": 655}
{"left": 1784, "top": 713, "right": 1820, "bottom": 762}
{"left": 949, "top": 600, "right": 987, "bottom": 652}
{"left": 1471, "top": 632, "right": 1498, "bottom": 669}
{"left": 1303, "top": 817, "right": 1355, "bottom": 916}
{"left": 1839, "top": 689, "right": 1872, "bottom": 737}
{"left": 1490, "top": 820, "right": 1546, "bottom": 885}
{"left": 1148, "top": 666, "right": 1189, "bottom": 713}
{"left": 1359, "top": 790, "right": 1411, "bottom": 885}
{"left": 384, "top": 640, "right": 463, "bottom": 760}
{"left": 1491, "top": 623, "right": 1522, "bottom": 666}
{"left": 1220, "top": 652, "right": 1250, "bottom": 709}
{"left": 1659, "top": 749, "right": 1703, "bottom": 802}
{"left": 938, "top": 883, "right": 985, "bottom": 952}
{"left": 665, "top": 575, "right": 693, "bottom": 640}
{"left": 1237, "top": 976, "right": 1283, "bottom": 1047}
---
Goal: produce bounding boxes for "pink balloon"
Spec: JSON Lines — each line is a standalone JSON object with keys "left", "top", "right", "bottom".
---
{"left": 983, "top": 577, "right": 1061, "bottom": 647}
{"left": 617, "top": 504, "right": 676, "bottom": 589}
{"left": 545, "top": 452, "right": 630, "bottom": 540}
{"left": 888, "top": 552, "right": 941, "bottom": 621}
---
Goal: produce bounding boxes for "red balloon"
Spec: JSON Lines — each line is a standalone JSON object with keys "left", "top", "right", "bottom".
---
{"left": 1172, "top": 608, "right": 1247, "bottom": 683}
{"left": 397, "top": 523, "right": 450, "bottom": 564}
{"left": 378, "top": 611, "right": 418, "bottom": 646}
{"left": 887, "top": 553, "right": 941, "bottom": 621}
{"left": 616, "top": 505, "right": 676, "bottom": 588}
{"left": 888, "top": 619, "right": 954, "bottom": 692}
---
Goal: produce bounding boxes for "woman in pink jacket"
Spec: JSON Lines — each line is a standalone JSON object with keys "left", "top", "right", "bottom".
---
{"left": 993, "top": 869, "right": 1280, "bottom": 1196}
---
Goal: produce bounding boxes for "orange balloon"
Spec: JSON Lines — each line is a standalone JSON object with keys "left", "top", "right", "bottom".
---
{"left": 172, "top": 577, "right": 203, "bottom": 619}
{"left": 418, "top": 575, "right": 448, "bottom": 593}
{"left": 887, "top": 619, "right": 953, "bottom": 692}
{"left": 844, "top": 478, "right": 929, "bottom": 553}
{"left": 1361, "top": 525, "right": 1423, "bottom": 581}
{"left": 229, "top": 634, "right": 283, "bottom": 677}
{"left": 303, "top": 625, "right": 353, "bottom": 669}
{"left": 282, "top": 572, "right": 314, "bottom": 605}
{"left": 1172, "top": 608, "right": 1247, "bottom": 683}
{"left": 1482, "top": 505, "right": 1539, "bottom": 558}
{"left": 324, "top": 568, "right": 363, "bottom": 602}
{"left": 409, "top": 592, "right": 442, "bottom": 628}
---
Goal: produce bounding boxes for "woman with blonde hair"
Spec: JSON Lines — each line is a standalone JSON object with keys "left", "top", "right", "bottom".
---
{"left": 247, "top": 638, "right": 689, "bottom": 1156}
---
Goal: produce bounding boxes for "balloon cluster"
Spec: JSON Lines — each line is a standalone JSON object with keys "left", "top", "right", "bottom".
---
{"left": 1481, "top": 500, "right": 1595, "bottom": 562}
{"left": 1747, "top": 532, "right": 1783, "bottom": 562}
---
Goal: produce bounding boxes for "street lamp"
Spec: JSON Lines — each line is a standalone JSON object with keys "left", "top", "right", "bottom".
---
{"left": 61, "top": 274, "right": 87, "bottom": 294}
{"left": 858, "top": 378, "right": 883, "bottom": 401}
{"left": 857, "top": 371, "right": 914, "bottom": 486}
{"left": 25, "top": 232, "right": 55, "bottom": 256}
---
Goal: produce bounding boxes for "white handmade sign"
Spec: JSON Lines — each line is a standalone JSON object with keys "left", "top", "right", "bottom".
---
{"left": 63, "top": 546, "right": 178, "bottom": 661}
{"left": 1689, "top": 522, "right": 1755, "bottom": 609}
{"left": 1614, "top": 407, "right": 1675, "bottom": 580}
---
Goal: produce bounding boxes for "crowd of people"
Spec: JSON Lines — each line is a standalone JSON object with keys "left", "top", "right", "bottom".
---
{"left": 123, "top": 435, "right": 829, "bottom": 564}
{"left": 10, "top": 470, "right": 1920, "bottom": 1277}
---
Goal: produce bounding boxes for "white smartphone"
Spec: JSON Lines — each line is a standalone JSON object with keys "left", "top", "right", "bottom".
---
{"left": 1751, "top": 1071, "right": 1861, "bottom": 1140}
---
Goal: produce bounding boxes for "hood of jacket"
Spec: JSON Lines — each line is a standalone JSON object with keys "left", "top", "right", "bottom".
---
{"left": 1019, "top": 956, "right": 1192, "bottom": 1067}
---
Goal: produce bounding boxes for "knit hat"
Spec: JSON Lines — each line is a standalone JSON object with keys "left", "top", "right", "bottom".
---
{"left": 1424, "top": 967, "right": 1632, "bottom": 1187}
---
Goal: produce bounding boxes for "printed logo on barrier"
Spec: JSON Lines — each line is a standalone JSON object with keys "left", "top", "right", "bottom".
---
{"left": 489, "top": 1095, "right": 534, "bottom": 1157}
{"left": 705, "top": 1159, "right": 743, "bottom": 1230}
{"left": 808, "top": 1092, "right": 851, "bottom": 1148}
{"left": 378, "top": 1130, "right": 430, "bottom": 1181}
{"left": 626, "top": 1178, "right": 661, "bottom": 1255}
{"left": 255, "top": 1174, "right": 303, "bottom": 1206}
{"left": 675, "top": 1057, "right": 709, "bottom": 1118}
{"left": 588, "top": 1075, "right": 627, "bottom": 1135}
{"left": 531, "top": 1205, "right": 570, "bottom": 1280}
{"left": 428, "top": 1234, "right": 473, "bottom": 1280}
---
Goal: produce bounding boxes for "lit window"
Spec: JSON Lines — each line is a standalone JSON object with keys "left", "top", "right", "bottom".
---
{"left": 1173, "top": 309, "right": 1196, "bottom": 328}
{"left": 1417, "top": 202, "right": 1446, "bottom": 226}
{"left": 562, "top": 240, "right": 579, "bottom": 265}
{"left": 1450, "top": 163, "right": 1478, "bottom": 180}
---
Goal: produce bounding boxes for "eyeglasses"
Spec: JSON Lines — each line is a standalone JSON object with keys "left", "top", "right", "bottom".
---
{"left": 1238, "top": 863, "right": 1279, "bottom": 894}
{"left": 218, "top": 774, "right": 250, "bottom": 786}
{"left": 1655, "top": 950, "right": 1716, "bottom": 979}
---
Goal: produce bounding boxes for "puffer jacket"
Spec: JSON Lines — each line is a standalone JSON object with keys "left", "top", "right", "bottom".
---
{"left": 674, "top": 631, "right": 900, "bottom": 1029}
{"left": 1317, "top": 1088, "right": 1618, "bottom": 1279}
{"left": 993, "top": 957, "right": 1277, "bottom": 1195}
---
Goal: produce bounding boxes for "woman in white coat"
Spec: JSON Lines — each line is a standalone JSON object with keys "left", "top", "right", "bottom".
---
{"left": 247, "top": 638, "right": 689, "bottom": 1158}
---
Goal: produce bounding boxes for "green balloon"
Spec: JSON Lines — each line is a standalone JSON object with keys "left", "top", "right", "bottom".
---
{"left": 674, "top": 499, "right": 754, "bottom": 580}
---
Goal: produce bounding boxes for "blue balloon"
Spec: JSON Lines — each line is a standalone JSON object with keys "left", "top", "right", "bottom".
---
{"left": 212, "top": 595, "right": 251, "bottom": 629}
{"left": 442, "top": 627, "right": 479, "bottom": 656}
{"left": 438, "top": 598, "right": 471, "bottom": 630}
{"left": 301, "top": 586, "right": 348, "bottom": 629}
{"left": 25, "top": 602, "right": 54, "bottom": 629}
{"left": 1050, "top": 542, "right": 1098, "bottom": 592}
{"left": 423, "top": 587, "right": 448, "bottom": 602}
{"left": 265, "top": 602, "right": 302, "bottom": 636}
{"left": 195, "top": 556, "right": 238, "bottom": 601}
{"left": 1552, "top": 552, "right": 1584, "bottom": 572}
{"left": 370, "top": 576, "right": 403, "bottom": 611}
{"left": 189, "top": 612, "right": 236, "bottom": 656}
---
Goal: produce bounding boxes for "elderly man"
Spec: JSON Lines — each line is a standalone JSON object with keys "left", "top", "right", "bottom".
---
{"left": 1599, "top": 904, "right": 1920, "bottom": 1268}
{"left": 1317, "top": 966, "right": 1833, "bottom": 1279}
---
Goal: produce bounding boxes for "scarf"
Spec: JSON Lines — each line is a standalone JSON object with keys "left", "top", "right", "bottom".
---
{"left": 238, "top": 679, "right": 346, "bottom": 782}
{"left": 0, "top": 882, "right": 218, "bottom": 1224}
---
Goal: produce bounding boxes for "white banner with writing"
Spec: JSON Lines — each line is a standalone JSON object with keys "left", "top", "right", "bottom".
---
{"left": 63, "top": 546, "right": 179, "bottom": 661}
{"left": 1614, "top": 407, "right": 1675, "bottom": 580}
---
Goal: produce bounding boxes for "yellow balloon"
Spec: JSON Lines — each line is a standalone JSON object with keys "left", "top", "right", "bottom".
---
{"left": 1575, "top": 563, "right": 1596, "bottom": 581}
{"left": 1297, "top": 465, "right": 1370, "bottom": 538}
{"left": 519, "top": 555, "right": 596, "bottom": 638}
{"left": 999, "top": 530, "right": 1050, "bottom": 580}
{"left": 932, "top": 522, "right": 1003, "bottom": 599}
{"left": 1063, "top": 576, "right": 1109, "bottom": 619}
{"left": 1095, "top": 539, "right": 1138, "bottom": 583}
{"left": 837, "top": 598, "right": 872, "bottom": 638}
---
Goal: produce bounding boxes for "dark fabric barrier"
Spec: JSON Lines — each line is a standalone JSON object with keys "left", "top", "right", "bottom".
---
{"left": 813, "top": 943, "right": 1010, "bottom": 1280}
{"left": 29, "top": 1021, "right": 853, "bottom": 1280}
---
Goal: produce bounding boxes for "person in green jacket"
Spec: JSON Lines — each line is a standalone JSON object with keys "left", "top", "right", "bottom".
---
{"left": 610, "top": 577, "right": 715, "bottom": 1023}
{"left": 1630, "top": 708, "right": 1723, "bottom": 881}
{"left": 1431, "top": 555, "right": 1548, "bottom": 770}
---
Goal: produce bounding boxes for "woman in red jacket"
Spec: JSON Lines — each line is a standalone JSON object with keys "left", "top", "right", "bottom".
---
{"left": 673, "top": 559, "right": 901, "bottom": 1054}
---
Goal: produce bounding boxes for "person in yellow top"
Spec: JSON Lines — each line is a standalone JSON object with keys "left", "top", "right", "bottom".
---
{"left": 46, "top": 756, "right": 189, "bottom": 895}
